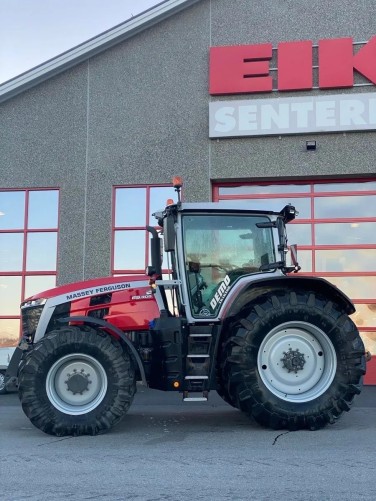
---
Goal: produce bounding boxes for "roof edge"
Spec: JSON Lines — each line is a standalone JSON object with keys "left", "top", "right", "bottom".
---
{"left": 0, "top": 0, "right": 201, "bottom": 104}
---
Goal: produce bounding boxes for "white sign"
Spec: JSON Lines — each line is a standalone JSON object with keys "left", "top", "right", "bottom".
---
{"left": 209, "top": 92, "right": 376, "bottom": 137}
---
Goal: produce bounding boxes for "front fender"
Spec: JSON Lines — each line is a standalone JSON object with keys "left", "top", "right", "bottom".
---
{"left": 58, "top": 316, "right": 147, "bottom": 385}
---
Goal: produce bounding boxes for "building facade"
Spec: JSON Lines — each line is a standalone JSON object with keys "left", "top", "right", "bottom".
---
{"left": 0, "top": 0, "right": 375, "bottom": 382}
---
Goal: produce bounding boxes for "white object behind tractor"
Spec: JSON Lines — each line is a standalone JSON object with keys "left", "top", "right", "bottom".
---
{"left": 0, "top": 347, "right": 16, "bottom": 394}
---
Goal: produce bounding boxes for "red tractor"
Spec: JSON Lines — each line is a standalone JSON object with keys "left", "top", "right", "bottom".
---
{"left": 5, "top": 180, "right": 366, "bottom": 435}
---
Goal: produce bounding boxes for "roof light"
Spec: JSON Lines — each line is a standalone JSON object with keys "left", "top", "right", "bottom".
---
{"left": 172, "top": 176, "right": 183, "bottom": 203}
{"left": 172, "top": 176, "right": 183, "bottom": 189}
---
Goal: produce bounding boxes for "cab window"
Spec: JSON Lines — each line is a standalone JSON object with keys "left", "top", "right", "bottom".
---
{"left": 182, "top": 214, "right": 275, "bottom": 317}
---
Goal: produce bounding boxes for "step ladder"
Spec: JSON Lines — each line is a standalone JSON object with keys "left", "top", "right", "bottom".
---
{"left": 183, "top": 389, "right": 209, "bottom": 402}
{"left": 183, "top": 326, "right": 213, "bottom": 402}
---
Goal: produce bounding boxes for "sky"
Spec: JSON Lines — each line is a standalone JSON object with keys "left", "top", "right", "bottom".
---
{"left": 0, "top": 0, "right": 162, "bottom": 83}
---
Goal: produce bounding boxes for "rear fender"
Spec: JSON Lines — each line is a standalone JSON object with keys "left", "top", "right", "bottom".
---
{"left": 58, "top": 316, "right": 147, "bottom": 385}
{"left": 223, "top": 275, "right": 355, "bottom": 320}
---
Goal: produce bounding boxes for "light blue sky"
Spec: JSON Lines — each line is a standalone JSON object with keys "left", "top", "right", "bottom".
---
{"left": 0, "top": 0, "right": 161, "bottom": 83}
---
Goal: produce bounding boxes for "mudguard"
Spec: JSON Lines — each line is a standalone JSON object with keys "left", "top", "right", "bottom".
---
{"left": 222, "top": 275, "right": 355, "bottom": 320}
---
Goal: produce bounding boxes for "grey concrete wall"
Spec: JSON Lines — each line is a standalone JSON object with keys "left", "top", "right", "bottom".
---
{"left": 0, "top": 65, "right": 88, "bottom": 284}
{"left": 84, "top": 1, "right": 210, "bottom": 278}
{"left": 1, "top": 0, "right": 376, "bottom": 284}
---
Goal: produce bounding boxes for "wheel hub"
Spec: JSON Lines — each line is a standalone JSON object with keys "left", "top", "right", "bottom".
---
{"left": 281, "top": 348, "right": 306, "bottom": 373}
{"left": 257, "top": 321, "right": 337, "bottom": 402}
{"left": 46, "top": 354, "right": 108, "bottom": 415}
{"left": 65, "top": 369, "right": 91, "bottom": 395}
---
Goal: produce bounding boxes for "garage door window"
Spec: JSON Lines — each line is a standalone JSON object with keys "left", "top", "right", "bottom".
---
{"left": 213, "top": 178, "right": 376, "bottom": 379}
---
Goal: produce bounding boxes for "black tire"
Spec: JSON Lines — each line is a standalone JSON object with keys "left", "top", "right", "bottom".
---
{"left": 216, "top": 387, "right": 238, "bottom": 408}
{"left": 216, "top": 341, "right": 238, "bottom": 408}
{"left": 223, "top": 289, "right": 366, "bottom": 431}
{"left": 18, "top": 325, "right": 136, "bottom": 436}
{"left": 0, "top": 370, "right": 7, "bottom": 395}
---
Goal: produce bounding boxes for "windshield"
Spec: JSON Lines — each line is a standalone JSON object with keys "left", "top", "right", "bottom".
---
{"left": 182, "top": 214, "right": 275, "bottom": 317}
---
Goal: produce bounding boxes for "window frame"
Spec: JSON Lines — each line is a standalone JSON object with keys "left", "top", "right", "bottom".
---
{"left": 0, "top": 188, "right": 59, "bottom": 344}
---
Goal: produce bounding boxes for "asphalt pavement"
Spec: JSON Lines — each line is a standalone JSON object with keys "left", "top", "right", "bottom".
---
{"left": 1, "top": 385, "right": 376, "bottom": 501}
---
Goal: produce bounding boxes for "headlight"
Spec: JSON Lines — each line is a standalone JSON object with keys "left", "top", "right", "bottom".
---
{"left": 21, "top": 298, "right": 47, "bottom": 309}
{"left": 20, "top": 301, "right": 46, "bottom": 344}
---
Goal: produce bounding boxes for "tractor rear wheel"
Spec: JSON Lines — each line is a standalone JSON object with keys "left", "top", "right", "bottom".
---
{"left": 18, "top": 325, "right": 136, "bottom": 436}
{"left": 223, "top": 290, "right": 366, "bottom": 430}
{"left": 216, "top": 339, "right": 239, "bottom": 408}
{"left": 216, "top": 385, "right": 238, "bottom": 408}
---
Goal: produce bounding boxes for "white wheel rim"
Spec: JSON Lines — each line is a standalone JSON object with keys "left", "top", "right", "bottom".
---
{"left": 257, "top": 321, "right": 337, "bottom": 403}
{"left": 46, "top": 353, "right": 108, "bottom": 415}
{"left": 0, "top": 372, "right": 5, "bottom": 391}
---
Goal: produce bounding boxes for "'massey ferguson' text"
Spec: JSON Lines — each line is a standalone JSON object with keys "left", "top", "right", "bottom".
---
{"left": 66, "top": 283, "right": 131, "bottom": 300}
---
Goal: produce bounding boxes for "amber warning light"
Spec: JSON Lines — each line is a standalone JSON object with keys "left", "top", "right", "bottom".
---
{"left": 172, "top": 176, "right": 183, "bottom": 189}
{"left": 172, "top": 176, "right": 183, "bottom": 203}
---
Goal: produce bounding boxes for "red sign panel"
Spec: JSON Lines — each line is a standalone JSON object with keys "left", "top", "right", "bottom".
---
{"left": 209, "top": 36, "right": 376, "bottom": 95}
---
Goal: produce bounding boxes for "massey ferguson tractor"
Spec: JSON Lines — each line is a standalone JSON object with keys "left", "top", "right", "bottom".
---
{"left": 5, "top": 179, "right": 366, "bottom": 436}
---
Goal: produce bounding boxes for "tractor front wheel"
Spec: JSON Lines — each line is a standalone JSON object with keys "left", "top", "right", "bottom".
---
{"left": 18, "top": 325, "right": 136, "bottom": 436}
{"left": 223, "top": 290, "right": 366, "bottom": 430}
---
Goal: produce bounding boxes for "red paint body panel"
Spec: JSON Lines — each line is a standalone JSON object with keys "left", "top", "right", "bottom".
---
{"left": 28, "top": 275, "right": 160, "bottom": 331}
{"left": 71, "top": 287, "right": 160, "bottom": 331}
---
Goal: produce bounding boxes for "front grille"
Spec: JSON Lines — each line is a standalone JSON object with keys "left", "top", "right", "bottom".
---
{"left": 88, "top": 308, "right": 109, "bottom": 320}
{"left": 21, "top": 306, "right": 44, "bottom": 343}
{"left": 90, "top": 294, "right": 112, "bottom": 306}
{"left": 46, "top": 302, "right": 70, "bottom": 332}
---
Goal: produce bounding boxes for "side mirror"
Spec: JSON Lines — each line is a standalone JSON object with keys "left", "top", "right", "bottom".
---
{"left": 160, "top": 237, "right": 164, "bottom": 265}
{"left": 279, "top": 204, "right": 299, "bottom": 223}
{"left": 145, "top": 265, "right": 156, "bottom": 277}
{"left": 288, "top": 244, "right": 301, "bottom": 273}
{"left": 146, "top": 226, "right": 162, "bottom": 277}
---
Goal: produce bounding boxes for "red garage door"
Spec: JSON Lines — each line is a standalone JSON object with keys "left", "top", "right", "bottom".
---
{"left": 213, "top": 179, "right": 376, "bottom": 384}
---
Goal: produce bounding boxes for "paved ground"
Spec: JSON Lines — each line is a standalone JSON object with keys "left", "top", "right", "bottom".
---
{"left": 1, "top": 386, "right": 376, "bottom": 501}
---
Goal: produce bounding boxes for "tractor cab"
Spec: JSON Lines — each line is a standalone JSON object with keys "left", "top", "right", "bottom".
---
{"left": 148, "top": 185, "right": 299, "bottom": 323}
